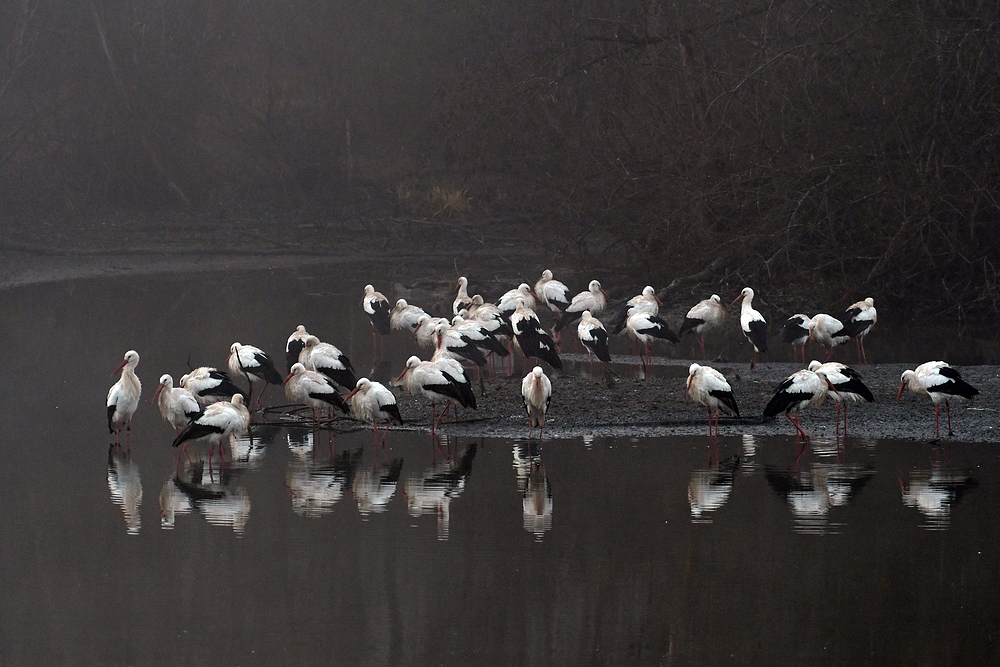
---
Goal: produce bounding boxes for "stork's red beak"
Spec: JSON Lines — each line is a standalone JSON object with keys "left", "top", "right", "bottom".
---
{"left": 344, "top": 386, "right": 361, "bottom": 402}
{"left": 896, "top": 381, "right": 906, "bottom": 401}
{"left": 152, "top": 383, "right": 164, "bottom": 402}
{"left": 729, "top": 295, "right": 742, "bottom": 307}
{"left": 395, "top": 368, "right": 409, "bottom": 383}
{"left": 112, "top": 360, "right": 128, "bottom": 376}
{"left": 280, "top": 373, "right": 293, "bottom": 387}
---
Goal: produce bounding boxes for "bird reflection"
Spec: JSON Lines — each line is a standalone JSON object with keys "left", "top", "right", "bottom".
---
{"left": 353, "top": 457, "right": 404, "bottom": 517}
{"left": 107, "top": 444, "right": 142, "bottom": 535}
{"left": 286, "top": 446, "right": 363, "bottom": 518}
{"left": 688, "top": 456, "right": 739, "bottom": 523}
{"left": 513, "top": 442, "right": 552, "bottom": 538}
{"left": 405, "top": 441, "right": 477, "bottom": 540}
{"left": 229, "top": 424, "right": 280, "bottom": 471}
{"left": 159, "top": 454, "right": 250, "bottom": 535}
{"left": 765, "top": 461, "right": 874, "bottom": 534}
{"left": 902, "top": 465, "right": 978, "bottom": 530}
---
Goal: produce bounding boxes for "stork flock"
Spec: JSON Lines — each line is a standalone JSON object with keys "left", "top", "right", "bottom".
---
{"left": 106, "top": 270, "right": 981, "bottom": 451}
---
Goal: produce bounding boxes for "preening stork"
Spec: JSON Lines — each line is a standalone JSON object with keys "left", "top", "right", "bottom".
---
{"left": 625, "top": 311, "right": 679, "bottom": 376}
{"left": 686, "top": 363, "right": 739, "bottom": 437}
{"left": 678, "top": 295, "right": 727, "bottom": 359}
{"left": 809, "top": 314, "right": 851, "bottom": 360}
{"left": 395, "top": 356, "right": 475, "bottom": 429}
{"left": 610, "top": 286, "right": 659, "bottom": 335}
{"left": 762, "top": 368, "right": 832, "bottom": 440}
{"left": 344, "top": 377, "right": 403, "bottom": 444}
{"left": 511, "top": 298, "right": 563, "bottom": 370}
{"left": 153, "top": 374, "right": 202, "bottom": 434}
{"left": 521, "top": 366, "right": 552, "bottom": 438}
{"left": 555, "top": 280, "right": 609, "bottom": 332}
{"left": 285, "top": 325, "right": 311, "bottom": 373}
{"left": 450, "top": 315, "right": 508, "bottom": 359}
{"left": 298, "top": 335, "right": 357, "bottom": 390}
{"left": 171, "top": 394, "right": 251, "bottom": 455}
{"left": 898, "top": 361, "right": 979, "bottom": 438}
{"left": 180, "top": 367, "right": 246, "bottom": 406}
{"left": 534, "top": 269, "right": 571, "bottom": 314}
{"left": 782, "top": 314, "right": 812, "bottom": 365}
{"left": 107, "top": 350, "right": 141, "bottom": 446}
{"left": 434, "top": 321, "right": 488, "bottom": 368}
{"left": 464, "top": 297, "right": 513, "bottom": 339}
{"left": 497, "top": 283, "right": 537, "bottom": 320}
{"left": 577, "top": 310, "right": 612, "bottom": 364}
{"left": 453, "top": 276, "right": 473, "bottom": 316}
{"left": 732, "top": 287, "right": 768, "bottom": 370}
{"left": 844, "top": 297, "right": 877, "bottom": 364}
{"left": 228, "top": 342, "right": 283, "bottom": 409}
{"left": 414, "top": 314, "right": 451, "bottom": 349}
{"left": 390, "top": 298, "right": 428, "bottom": 334}
{"left": 808, "top": 360, "right": 874, "bottom": 436}
{"left": 282, "top": 363, "right": 349, "bottom": 423}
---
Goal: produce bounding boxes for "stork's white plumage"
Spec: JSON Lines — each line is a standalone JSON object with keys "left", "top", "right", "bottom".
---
{"left": 414, "top": 315, "right": 451, "bottom": 349}
{"left": 344, "top": 377, "right": 403, "bottom": 443}
{"left": 782, "top": 314, "right": 812, "bottom": 364}
{"left": 762, "top": 368, "right": 831, "bottom": 440}
{"left": 497, "top": 283, "right": 537, "bottom": 319}
{"left": 555, "top": 280, "right": 609, "bottom": 332}
{"left": 450, "top": 315, "right": 508, "bottom": 359}
{"left": 808, "top": 360, "right": 874, "bottom": 436}
{"left": 453, "top": 276, "right": 472, "bottom": 316}
{"left": 172, "top": 394, "right": 250, "bottom": 453}
{"left": 282, "top": 362, "right": 349, "bottom": 422}
{"left": 285, "top": 325, "right": 311, "bottom": 373}
{"left": 298, "top": 335, "right": 357, "bottom": 390}
{"left": 534, "top": 269, "right": 571, "bottom": 314}
{"left": 228, "top": 342, "right": 283, "bottom": 408}
{"left": 678, "top": 295, "right": 727, "bottom": 359}
{"left": 521, "top": 366, "right": 552, "bottom": 437}
{"left": 626, "top": 286, "right": 660, "bottom": 316}
{"left": 465, "top": 296, "right": 513, "bottom": 339}
{"left": 732, "top": 287, "right": 768, "bottom": 370}
{"left": 395, "top": 355, "right": 475, "bottom": 429}
{"left": 511, "top": 298, "right": 562, "bottom": 370}
{"left": 153, "top": 374, "right": 201, "bottom": 433}
{"left": 809, "top": 314, "right": 851, "bottom": 360}
{"left": 390, "top": 298, "right": 428, "bottom": 334}
{"left": 898, "top": 361, "right": 979, "bottom": 438}
{"left": 434, "top": 321, "right": 488, "bottom": 368}
{"left": 363, "top": 284, "right": 392, "bottom": 336}
{"left": 625, "top": 311, "right": 679, "bottom": 376}
{"left": 180, "top": 367, "right": 246, "bottom": 406}
{"left": 686, "top": 363, "right": 740, "bottom": 437}
{"left": 107, "top": 350, "right": 141, "bottom": 446}
{"left": 844, "top": 297, "right": 877, "bottom": 364}
{"left": 577, "top": 310, "right": 611, "bottom": 363}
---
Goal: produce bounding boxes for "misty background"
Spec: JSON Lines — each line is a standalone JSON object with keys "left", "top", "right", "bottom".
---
{"left": 1, "top": 0, "right": 997, "bottom": 320}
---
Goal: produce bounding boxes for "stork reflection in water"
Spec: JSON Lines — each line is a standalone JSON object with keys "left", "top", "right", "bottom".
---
{"left": 405, "top": 442, "right": 477, "bottom": 541}
{"left": 107, "top": 444, "right": 142, "bottom": 535}
{"left": 513, "top": 441, "right": 552, "bottom": 539}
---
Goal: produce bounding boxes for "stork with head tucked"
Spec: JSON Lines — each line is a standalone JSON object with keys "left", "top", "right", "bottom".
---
{"left": 497, "top": 283, "right": 537, "bottom": 320}
{"left": 809, "top": 314, "right": 851, "bottom": 360}
{"left": 732, "top": 287, "right": 768, "bottom": 371}
{"left": 282, "top": 363, "right": 349, "bottom": 423}
{"left": 298, "top": 335, "right": 357, "bottom": 390}
{"left": 625, "top": 311, "right": 679, "bottom": 377}
{"left": 344, "top": 377, "right": 403, "bottom": 445}
{"left": 782, "top": 314, "right": 812, "bottom": 365}
{"left": 555, "top": 280, "right": 609, "bottom": 332}
{"left": 363, "top": 284, "right": 392, "bottom": 357}
{"left": 107, "top": 350, "right": 142, "bottom": 446}
{"left": 390, "top": 298, "right": 428, "bottom": 335}
{"left": 521, "top": 366, "right": 552, "bottom": 438}
{"left": 808, "top": 360, "right": 874, "bottom": 437}
{"left": 843, "top": 297, "right": 877, "bottom": 364}
{"left": 898, "top": 361, "right": 979, "bottom": 439}
{"left": 153, "top": 374, "right": 202, "bottom": 434}
{"left": 534, "top": 270, "right": 571, "bottom": 315}
{"left": 678, "top": 295, "right": 727, "bottom": 359}
{"left": 228, "top": 342, "right": 283, "bottom": 409}
{"left": 686, "top": 363, "right": 739, "bottom": 437}
{"left": 285, "top": 325, "right": 311, "bottom": 373}
{"left": 762, "top": 367, "right": 833, "bottom": 440}
{"left": 180, "top": 367, "right": 246, "bottom": 406}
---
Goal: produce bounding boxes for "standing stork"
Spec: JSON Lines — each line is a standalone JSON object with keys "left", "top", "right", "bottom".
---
{"left": 762, "top": 367, "right": 832, "bottom": 440}
{"left": 453, "top": 277, "right": 473, "bottom": 316}
{"left": 609, "top": 286, "right": 659, "bottom": 335}
{"left": 898, "top": 361, "right": 979, "bottom": 438}
{"left": 107, "top": 350, "right": 142, "bottom": 446}
{"left": 298, "top": 335, "right": 357, "bottom": 390}
{"left": 497, "top": 283, "right": 537, "bottom": 320}
{"left": 344, "top": 377, "right": 403, "bottom": 445}
{"left": 153, "top": 374, "right": 202, "bottom": 434}
{"left": 534, "top": 269, "right": 571, "bottom": 315}
{"left": 228, "top": 342, "right": 283, "bottom": 409}
{"left": 285, "top": 325, "right": 311, "bottom": 373}
{"left": 363, "top": 284, "right": 392, "bottom": 357}
{"left": 732, "top": 287, "right": 768, "bottom": 371}
{"left": 809, "top": 313, "right": 851, "bottom": 360}
{"left": 395, "top": 356, "right": 475, "bottom": 430}
{"left": 808, "top": 360, "right": 874, "bottom": 436}
{"left": 281, "top": 363, "right": 349, "bottom": 423}
{"left": 686, "top": 363, "right": 740, "bottom": 437}
{"left": 390, "top": 298, "right": 428, "bottom": 334}
{"left": 578, "top": 310, "right": 612, "bottom": 364}
{"left": 782, "top": 314, "right": 812, "bottom": 365}
{"left": 180, "top": 367, "right": 246, "bottom": 406}
{"left": 844, "top": 297, "right": 877, "bottom": 364}
{"left": 171, "top": 394, "right": 251, "bottom": 458}
{"left": 678, "top": 295, "right": 727, "bottom": 359}
{"left": 555, "top": 280, "right": 609, "bottom": 333}
{"left": 521, "top": 366, "right": 552, "bottom": 438}
{"left": 625, "top": 311, "right": 679, "bottom": 377}
{"left": 511, "top": 298, "right": 563, "bottom": 370}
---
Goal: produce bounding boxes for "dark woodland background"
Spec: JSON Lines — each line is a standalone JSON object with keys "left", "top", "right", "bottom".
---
{"left": 1, "top": 0, "right": 998, "bottom": 319}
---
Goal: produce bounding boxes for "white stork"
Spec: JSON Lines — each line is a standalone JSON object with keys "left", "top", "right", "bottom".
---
{"left": 625, "top": 311, "right": 679, "bottom": 376}
{"left": 808, "top": 360, "right": 875, "bottom": 436}
{"left": 678, "top": 295, "right": 727, "bottom": 359}
{"left": 414, "top": 314, "right": 451, "bottom": 349}
{"left": 281, "top": 362, "right": 349, "bottom": 423}
{"left": 153, "top": 374, "right": 202, "bottom": 434}
{"left": 228, "top": 342, "right": 283, "bottom": 409}
{"left": 450, "top": 315, "right": 509, "bottom": 360}
{"left": 390, "top": 298, "right": 428, "bottom": 334}
{"left": 577, "top": 310, "right": 612, "bottom": 364}
{"left": 534, "top": 269, "right": 571, "bottom": 314}
{"left": 521, "top": 366, "right": 552, "bottom": 438}
{"left": 107, "top": 350, "right": 141, "bottom": 446}
{"left": 171, "top": 394, "right": 251, "bottom": 456}
{"left": 363, "top": 284, "right": 392, "bottom": 356}
{"left": 686, "top": 363, "right": 740, "bottom": 437}
{"left": 609, "top": 286, "right": 659, "bottom": 335}
{"left": 497, "top": 283, "right": 537, "bottom": 318}
{"left": 285, "top": 324, "right": 311, "bottom": 373}
{"left": 732, "top": 287, "right": 768, "bottom": 371}
{"left": 844, "top": 297, "right": 877, "bottom": 364}
{"left": 395, "top": 355, "right": 476, "bottom": 430}
{"left": 898, "top": 361, "right": 979, "bottom": 438}
{"left": 344, "top": 377, "right": 403, "bottom": 444}
{"left": 555, "top": 280, "right": 609, "bottom": 332}
{"left": 434, "top": 321, "right": 488, "bottom": 368}
{"left": 762, "top": 368, "right": 832, "bottom": 440}
{"left": 465, "top": 296, "right": 513, "bottom": 338}
{"left": 453, "top": 276, "right": 473, "bottom": 316}
{"left": 782, "top": 314, "right": 812, "bottom": 365}
{"left": 511, "top": 298, "right": 562, "bottom": 370}
{"left": 809, "top": 314, "right": 851, "bottom": 360}
{"left": 298, "top": 335, "right": 357, "bottom": 390}
{"left": 180, "top": 367, "right": 246, "bottom": 406}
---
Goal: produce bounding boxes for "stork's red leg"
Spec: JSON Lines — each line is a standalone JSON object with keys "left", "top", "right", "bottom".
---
{"left": 946, "top": 400, "right": 954, "bottom": 436}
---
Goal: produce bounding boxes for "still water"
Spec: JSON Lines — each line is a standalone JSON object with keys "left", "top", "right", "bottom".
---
{"left": 0, "top": 264, "right": 997, "bottom": 665}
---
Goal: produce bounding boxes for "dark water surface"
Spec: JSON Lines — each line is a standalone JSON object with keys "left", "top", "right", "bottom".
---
{"left": 1, "top": 266, "right": 998, "bottom": 665}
